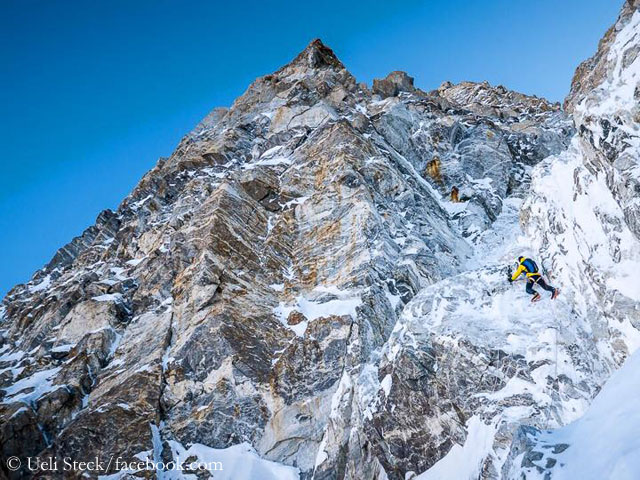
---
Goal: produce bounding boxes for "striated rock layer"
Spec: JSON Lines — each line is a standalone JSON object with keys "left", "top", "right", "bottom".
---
{"left": 1, "top": 2, "right": 639, "bottom": 479}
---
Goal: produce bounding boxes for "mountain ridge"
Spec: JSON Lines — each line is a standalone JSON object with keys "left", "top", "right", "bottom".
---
{"left": 1, "top": 3, "right": 639, "bottom": 479}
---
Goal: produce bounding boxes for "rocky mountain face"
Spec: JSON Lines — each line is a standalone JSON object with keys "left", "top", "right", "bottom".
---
{"left": 1, "top": 2, "right": 638, "bottom": 479}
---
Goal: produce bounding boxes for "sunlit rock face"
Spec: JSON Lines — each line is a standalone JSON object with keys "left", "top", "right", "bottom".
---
{"left": 1, "top": 2, "right": 639, "bottom": 479}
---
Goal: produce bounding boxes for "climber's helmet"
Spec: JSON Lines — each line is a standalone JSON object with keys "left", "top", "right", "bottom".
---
{"left": 518, "top": 256, "right": 525, "bottom": 263}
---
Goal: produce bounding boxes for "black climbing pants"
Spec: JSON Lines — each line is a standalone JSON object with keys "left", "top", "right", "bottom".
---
{"left": 526, "top": 276, "right": 555, "bottom": 295}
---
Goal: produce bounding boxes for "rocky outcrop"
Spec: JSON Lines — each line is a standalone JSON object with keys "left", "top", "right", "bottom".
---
{"left": 372, "top": 71, "right": 416, "bottom": 98}
{"left": 1, "top": 3, "right": 638, "bottom": 478}
{"left": 564, "top": 0, "right": 639, "bottom": 112}
{"left": 564, "top": 0, "right": 640, "bottom": 239}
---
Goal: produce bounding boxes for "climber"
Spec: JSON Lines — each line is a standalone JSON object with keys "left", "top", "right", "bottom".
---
{"left": 508, "top": 256, "right": 559, "bottom": 302}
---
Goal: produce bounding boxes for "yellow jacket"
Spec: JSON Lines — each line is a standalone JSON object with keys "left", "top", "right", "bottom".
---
{"left": 511, "top": 258, "right": 542, "bottom": 281}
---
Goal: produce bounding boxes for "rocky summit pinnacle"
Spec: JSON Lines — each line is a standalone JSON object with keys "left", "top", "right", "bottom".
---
{"left": 1, "top": 2, "right": 640, "bottom": 479}
{"left": 289, "top": 38, "right": 345, "bottom": 70}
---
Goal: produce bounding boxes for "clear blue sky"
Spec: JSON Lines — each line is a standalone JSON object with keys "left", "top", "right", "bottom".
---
{"left": 0, "top": 0, "right": 622, "bottom": 297}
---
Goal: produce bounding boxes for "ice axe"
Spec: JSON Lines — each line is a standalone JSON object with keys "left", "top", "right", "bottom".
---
{"left": 506, "top": 264, "right": 515, "bottom": 283}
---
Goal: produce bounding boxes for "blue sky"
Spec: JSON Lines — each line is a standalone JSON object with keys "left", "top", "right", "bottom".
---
{"left": 0, "top": 0, "right": 622, "bottom": 296}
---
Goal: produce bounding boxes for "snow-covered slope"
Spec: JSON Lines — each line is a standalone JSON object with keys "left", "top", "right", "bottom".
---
{"left": 501, "top": 3, "right": 640, "bottom": 477}
{"left": 373, "top": 132, "right": 640, "bottom": 479}
{"left": 506, "top": 349, "right": 640, "bottom": 480}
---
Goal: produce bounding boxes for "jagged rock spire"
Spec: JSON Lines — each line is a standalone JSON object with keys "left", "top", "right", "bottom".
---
{"left": 288, "top": 38, "right": 346, "bottom": 70}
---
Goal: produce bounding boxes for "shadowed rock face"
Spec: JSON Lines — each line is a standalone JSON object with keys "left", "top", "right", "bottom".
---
{"left": 1, "top": 6, "right": 638, "bottom": 477}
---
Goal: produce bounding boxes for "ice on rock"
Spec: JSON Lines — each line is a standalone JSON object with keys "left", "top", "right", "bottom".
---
{"left": 2, "top": 367, "right": 62, "bottom": 404}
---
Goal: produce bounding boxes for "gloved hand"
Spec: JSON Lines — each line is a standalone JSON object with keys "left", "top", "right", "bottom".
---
{"left": 507, "top": 277, "right": 513, "bottom": 283}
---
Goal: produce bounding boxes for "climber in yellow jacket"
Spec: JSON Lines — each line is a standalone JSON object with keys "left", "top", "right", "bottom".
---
{"left": 509, "top": 256, "right": 559, "bottom": 302}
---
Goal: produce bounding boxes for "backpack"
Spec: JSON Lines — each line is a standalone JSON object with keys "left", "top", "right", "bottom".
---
{"left": 522, "top": 258, "right": 539, "bottom": 274}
